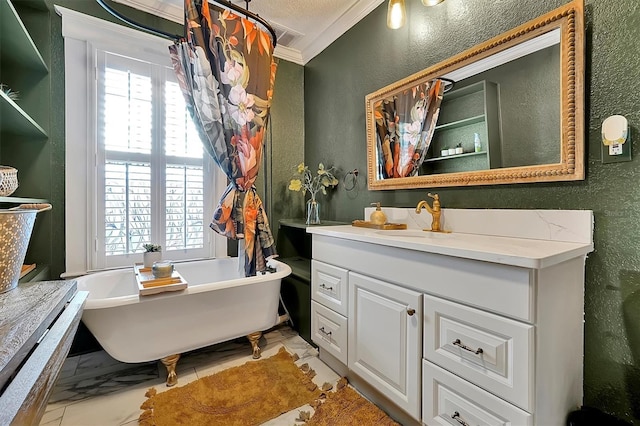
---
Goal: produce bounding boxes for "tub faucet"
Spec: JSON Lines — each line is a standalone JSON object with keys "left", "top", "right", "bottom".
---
{"left": 415, "top": 193, "right": 442, "bottom": 232}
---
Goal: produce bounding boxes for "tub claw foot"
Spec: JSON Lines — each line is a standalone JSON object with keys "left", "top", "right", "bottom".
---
{"left": 161, "top": 354, "right": 181, "bottom": 387}
{"left": 247, "top": 332, "right": 262, "bottom": 359}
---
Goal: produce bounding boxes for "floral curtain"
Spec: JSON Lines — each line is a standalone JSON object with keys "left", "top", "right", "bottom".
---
{"left": 169, "top": 0, "right": 277, "bottom": 276}
{"left": 374, "top": 79, "right": 445, "bottom": 179}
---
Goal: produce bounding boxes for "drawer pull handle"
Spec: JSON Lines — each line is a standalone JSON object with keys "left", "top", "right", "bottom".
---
{"left": 319, "top": 327, "right": 332, "bottom": 337}
{"left": 451, "top": 411, "right": 470, "bottom": 426}
{"left": 453, "top": 339, "right": 483, "bottom": 355}
{"left": 407, "top": 307, "right": 416, "bottom": 316}
{"left": 319, "top": 283, "right": 334, "bottom": 291}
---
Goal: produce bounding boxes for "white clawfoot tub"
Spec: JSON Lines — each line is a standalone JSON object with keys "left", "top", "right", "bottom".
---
{"left": 75, "top": 257, "right": 291, "bottom": 386}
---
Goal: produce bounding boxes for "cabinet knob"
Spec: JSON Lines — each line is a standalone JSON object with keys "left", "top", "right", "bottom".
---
{"left": 407, "top": 307, "right": 416, "bottom": 316}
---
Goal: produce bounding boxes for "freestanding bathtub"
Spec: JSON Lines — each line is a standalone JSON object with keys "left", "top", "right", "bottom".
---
{"left": 75, "top": 257, "right": 291, "bottom": 386}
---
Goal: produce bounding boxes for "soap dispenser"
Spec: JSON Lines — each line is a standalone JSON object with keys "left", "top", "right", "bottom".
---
{"left": 370, "top": 202, "right": 387, "bottom": 225}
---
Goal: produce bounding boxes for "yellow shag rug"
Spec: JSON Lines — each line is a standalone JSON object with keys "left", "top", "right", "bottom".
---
{"left": 138, "top": 347, "right": 320, "bottom": 426}
{"left": 139, "top": 346, "right": 399, "bottom": 425}
{"left": 300, "top": 378, "right": 400, "bottom": 426}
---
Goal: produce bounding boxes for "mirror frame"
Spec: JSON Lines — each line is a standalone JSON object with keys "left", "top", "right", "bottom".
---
{"left": 365, "top": 0, "right": 584, "bottom": 190}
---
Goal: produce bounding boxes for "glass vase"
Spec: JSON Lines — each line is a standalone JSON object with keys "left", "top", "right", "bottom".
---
{"left": 306, "top": 197, "right": 321, "bottom": 225}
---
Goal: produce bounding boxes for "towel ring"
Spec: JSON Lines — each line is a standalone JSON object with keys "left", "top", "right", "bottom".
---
{"left": 343, "top": 169, "right": 359, "bottom": 191}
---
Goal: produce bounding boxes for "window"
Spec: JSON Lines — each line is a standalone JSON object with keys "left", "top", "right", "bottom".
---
{"left": 97, "top": 51, "right": 210, "bottom": 268}
{"left": 59, "top": 7, "right": 226, "bottom": 275}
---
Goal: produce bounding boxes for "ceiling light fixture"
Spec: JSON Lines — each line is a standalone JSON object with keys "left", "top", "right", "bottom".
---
{"left": 387, "top": 0, "right": 445, "bottom": 29}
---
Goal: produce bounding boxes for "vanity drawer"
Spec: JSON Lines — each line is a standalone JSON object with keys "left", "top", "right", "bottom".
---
{"left": 311, "top": 301, "right": 347, "bottom": 364}
{"left": 424, "top": 295, "right": 534, "bottom": 412}
{"left": 423, "top": 360, "right": 532, "bottom": 426}
{"left": 312, "top": 260, "right": 348, "bottom": 316}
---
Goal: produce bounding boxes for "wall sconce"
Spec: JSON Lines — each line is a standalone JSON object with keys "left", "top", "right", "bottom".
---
{"left": 387, "top": 0, "right": 406, "bottom": 30}
{"left": 387, "top": 0, "right": 445, "bottom": 29}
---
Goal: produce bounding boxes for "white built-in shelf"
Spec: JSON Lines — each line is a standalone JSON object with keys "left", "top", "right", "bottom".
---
{"left": 424, "top": 151, "right": 487, "bottom": 163}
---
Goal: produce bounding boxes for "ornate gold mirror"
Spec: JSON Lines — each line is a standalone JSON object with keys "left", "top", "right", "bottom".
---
{"left": 366, "top": 0, "right": 584, "bottom": 190}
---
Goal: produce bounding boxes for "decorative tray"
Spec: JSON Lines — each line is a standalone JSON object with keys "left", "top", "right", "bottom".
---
{"left": 351, "top": 220, "right": 407, "bottom": 230}
{"left": 134, "top": 263, "right": 187, "bottom": 296}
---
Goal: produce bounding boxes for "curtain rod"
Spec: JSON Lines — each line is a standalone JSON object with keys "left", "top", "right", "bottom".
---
{"left": 214, "top": 0, "right": 277, "bottom": 47}
{"left": 96, "top": 0, "right": 183, "bottom": 41}
{"left": 439, "top": 77, "right": 455, "bottom": 93}
{"left": 95, "top": 0, "right": 277, "bottom": 47}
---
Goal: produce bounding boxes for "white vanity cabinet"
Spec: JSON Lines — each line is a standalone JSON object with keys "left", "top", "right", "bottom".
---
{"left": 308, "top": 212, "right": 592, "bottom": 426}
{"left": 348, "top": 272, "right": 422, "bottom": 419}
{"left": 311, "top": 258, "right": 424, "bottom": 419}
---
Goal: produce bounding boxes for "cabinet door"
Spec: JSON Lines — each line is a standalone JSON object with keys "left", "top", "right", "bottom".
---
{"left": 348, "top": 272, "right": 422, "bottom": 420}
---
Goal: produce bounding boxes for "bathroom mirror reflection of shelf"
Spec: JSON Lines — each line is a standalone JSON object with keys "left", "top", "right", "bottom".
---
{"left": 434, "top": 114, "right": 485, "bottom": 131}
{"left": 419, "top": 79, "right": 500, "bottom": 176}
{"left": 424, "top": 151, "right": 487, "bottom": 163}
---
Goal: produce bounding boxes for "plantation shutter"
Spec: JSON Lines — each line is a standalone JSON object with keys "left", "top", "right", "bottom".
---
{"left": 96, "top": 50, "right": 210, "bottom": 268}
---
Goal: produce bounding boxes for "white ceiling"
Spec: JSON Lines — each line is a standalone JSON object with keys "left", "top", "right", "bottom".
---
{"left": 114, "top": 0, "right": 386, "bottom": 64}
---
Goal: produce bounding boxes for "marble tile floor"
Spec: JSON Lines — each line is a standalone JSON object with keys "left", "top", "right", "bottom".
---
{"left": 40, "top": 325, "right": 340, "bottom": 426}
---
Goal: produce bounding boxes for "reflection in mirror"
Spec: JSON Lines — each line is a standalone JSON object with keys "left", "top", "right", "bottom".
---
{"left": 373, "top": 79, "right": 445, "bottom": 179}
{"left": 366, "top": 0, "right": 584, "bottom": 189}
{"left": 422, "top": 34, "right": 560, "bottom": 175}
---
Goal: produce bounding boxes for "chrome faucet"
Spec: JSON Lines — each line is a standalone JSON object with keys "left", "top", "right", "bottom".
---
{"left": 415, "top": 193, "right": 442, "bottom": 232}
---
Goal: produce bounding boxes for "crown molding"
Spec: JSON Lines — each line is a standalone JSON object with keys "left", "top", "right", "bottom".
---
{"left": 274, "top": 45, "right": 305, "bottom": 66}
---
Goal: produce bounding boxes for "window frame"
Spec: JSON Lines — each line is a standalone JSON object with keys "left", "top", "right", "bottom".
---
{"left": 58, "top": 6, "right": 227, "bottom": 276}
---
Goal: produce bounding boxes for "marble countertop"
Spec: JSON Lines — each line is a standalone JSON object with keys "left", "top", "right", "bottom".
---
{"left": 306, "top": 224, "right": 593, "bottom": 269}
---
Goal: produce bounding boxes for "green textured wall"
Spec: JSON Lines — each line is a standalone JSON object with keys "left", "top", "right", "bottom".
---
{"left": 267, "top": 59, "right": 305, "bottom": 240}
{"left": 303, "top": 0, "right": 640, "bottom": 422}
